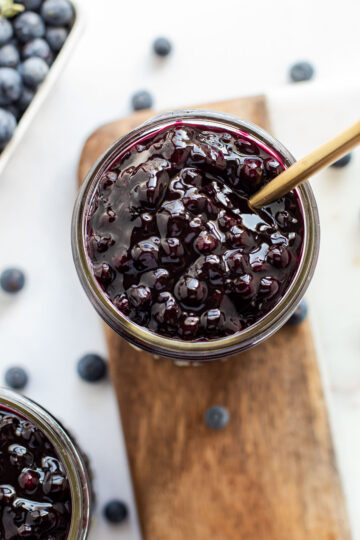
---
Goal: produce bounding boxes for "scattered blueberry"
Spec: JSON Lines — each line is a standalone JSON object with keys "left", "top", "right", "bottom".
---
{"left": 103, "top": 500, "right": 128, "bottom": 524}
{"left": 0, "top": 267, "right": 25, "bottom": 292}
{"left": 0, "top": 44, "right": 20, "bottom": 68}
{"left": 131, "top": 90, "right": 153, "bottom": 111}
{"left": 14, "top": 11, "right": 45, "bottom": 42}
{"left": 287, "top": 300, "right": 308, "bottom": 325}
{"left": 15, "top": 0, "right": 43, "bottom": 9}
{"left": 19, "top": 56, "right": 49, "bottom": 87}
{"left": 17, "top": 86, "right": 34, "bottom": 112}
{"left": 153, "top": 36, "right": 172, "bottom": 57}
{"left": 0, "top": 108, "right": 17, "bottom": 145}
{"left": 289, "top": 61, "right": 315, "bottom": 83}
{"left": 330, "top": 153, "right": 352, "bottom": 168}
{"left": 0, "top": 67, "right": 23, "bottom": 105}
{"left": 41, "top": 0, "right": 74, "bottom": 26}
{"left": 45, "top": 25, "right": 67, "bottom": 51}
{"left": 205, "top": 405, "right": 230, "bottom": 430}
{"left": 22, "top": 37, "right": 53, "bottom": 64}
{"left": 0, "top": 18, "right": 14, "bottom": 47}
{"left": 77, "top": 353, "right": 107, "bottom": 382}
{"left": 4, "top": 366, "right": 28, "bottom": 389}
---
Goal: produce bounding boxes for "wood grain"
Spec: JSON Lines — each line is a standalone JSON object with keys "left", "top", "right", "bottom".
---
{"left": 78, "top": 96, "right": 351, "bottom": 540}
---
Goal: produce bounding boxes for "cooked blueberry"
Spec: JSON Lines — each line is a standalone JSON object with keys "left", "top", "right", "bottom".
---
{"left": 267, "top": 245, "right": 291, "bottom": 268}
{"left": 23, "top": 38, "right": 53, "bottom": 64}
{"left": 0, "top": 18, "right": 13, "bottom": 47}
{"left": 18, "top": 469, "right": 39, "bottom": 491}
{"left": 259, "top": 276, "right": 280, "bottom": 299}
{"left": 4, "top": 367, "right": 28, "bottom": 389}
{"left": 179, "top": 315, "right": 199, "bottom": 339}
{"left": 153, "top": 36, "right": 172, "bottom": 57}
{"left": 19, "top": 57, "right": 49, "bottom": 87}
{"left": 45, "top": 26, "right": 68, "bottom": 51}
{"left": 226, "top": 250, "right": 246, "bottom": 274}
{"left": 289, "top": 61, "right": 314, "bottom": 83}
{"left": 204, "top": 405, "right": 229, "bottom": 430}
{"left": 131, "top": 89, "right": 153, "bottom": 111}
{"left": 0, "top": 267, "right": 25, "bottom": 292}
{"left": 113, "top": 293, "right": 130, "bottom": 315}
{"left": 0, "top": 108, "right": 17, "bottom": 146}
{"left": 0, "top": 68, "right": 23, "bottom": 105}
{"left": 151, "top": 293, "right": 180, "bottom": 325}
{"left": 232, "top": 274, "right": 257, "bottom": 299}
{"left": 77, "top": 353, "right": 107, "bottom": 382}
{"left": 330, "top": 153, "right": 352, "bottom": 168}
{"left": 14, "top": 11, "right": 45, "bottom": 42}
{"left": 0, "top": 44, "right": 20, "bottom": 68}
{"left": 127, "top": 284, "right": 152, "bottom": 307}
{"left": 194, "top": 232, "right": 218, "bottom": 254}
{"left": 264, "top": 157, "right": 283, "bottom": 177}
{"left": 200, "top": 309, "right": 224, "bottom": 332}
{"left": 174, "top": 276, "right": 207, "bottom": 306}
{"left": 16, "top": 86, "right": 34, "bottom": 112}
{"left": 103, "top": 500, "right": 128, "bottom": 524}
{"left": 15, "top": 0, "right": 43, "bottom": 9}
{"left": 131, "top": 240, "right": 159, "bottom": 270}
{"left": 41, "top": 0, "right": 74, "bottom": 25}
{"left": 287, "top": 300, "right": 308, "bottom": 325}
{"left": 93, "top": 262, "right": 115, "bottom": 286}
{"left": 141, "top": 268, "right": 169, "bottom": 290}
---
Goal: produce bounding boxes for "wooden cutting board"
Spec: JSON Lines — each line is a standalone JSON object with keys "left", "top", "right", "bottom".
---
{"left": 78, "top": 96, "right": 351, "bottom": 540}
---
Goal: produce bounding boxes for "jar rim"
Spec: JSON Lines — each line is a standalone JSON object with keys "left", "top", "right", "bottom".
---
{"left": 0, "top": 388, "right": 92, "bottom": 539}
{"left": 72, "top": 109, "right": 320, "bottom": 360}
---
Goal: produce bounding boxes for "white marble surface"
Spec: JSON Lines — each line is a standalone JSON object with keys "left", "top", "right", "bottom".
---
{"left": 0, "top": 0, "right": 359, "bottom": 538}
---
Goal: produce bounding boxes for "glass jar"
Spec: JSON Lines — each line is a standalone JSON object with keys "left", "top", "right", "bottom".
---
{"left": 72, "top": 110, "right": 320, "bottom": 361}
{"left": 0, "top": 387, "right": 93, "bottom": 539}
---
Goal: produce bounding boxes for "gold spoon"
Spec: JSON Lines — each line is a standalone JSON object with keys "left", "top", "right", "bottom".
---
{"left": 249, "top": 120, "right": 360, "bottom": 209}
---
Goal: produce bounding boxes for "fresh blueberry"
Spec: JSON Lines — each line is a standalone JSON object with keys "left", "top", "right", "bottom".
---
{"left": 0, "top": 107, "right": 16, "bottom": 145}
{"left": 5, "top": 103, "right": 20, "bottom": 120}
{"left": 289, "top": 61, "right": 315, "bottom": 83}
{"left": 4, "top": 367, "right": 28, "bottom": 389}
{"left": 0, "top": 18, "right": 13, "bottom": 47}
{"left": 0, "top": 68, "right": 23, "bottom": 105}
{"left": 0, "top": 267, "right": 25, "bottom": 292}
{"left": 19, "top": 57, "right": 49, "bottom": 87}
{"left": 41, "top": 0, "right": 74, "bottom": 26}
{"left": 287, "top": 300, "right": 308, "bottom": 325}
{"left": 15, "top": 0, "right": 43, "bottom": 9}
{"left": 205, "top": 405, "right": 229, "bottom": 430}
{"left": 330, "top": 153, "right": 352, "bottom": 168}
{"left": 153, "top": 37, "right": 172, "bottom": 57}
{"left": 77, "top": 353, "right": 107, "bottom": 382}
{"left": 103, "top": 500, "right": 128, "bottom": 524}
{"left": 16, "top": 86, "right": 34, "bottom": 112}
{"left": 22, "top": 38, "right": 53, "bottom": 64}
{"left": 45, "top": 26, "right": 68, "bottom": 51}
{"left": 14, "top": 11, "right": 46, "bottom": 42}
{"left": 0, "top": 44, "right": 20, "bottom": 68}
{"left": 131, "top": 90, "right": 153, "bottom": 111}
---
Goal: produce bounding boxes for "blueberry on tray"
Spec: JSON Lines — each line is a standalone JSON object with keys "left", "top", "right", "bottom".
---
{"left": 0, "top": 0, "right": 75, "bottom": 154}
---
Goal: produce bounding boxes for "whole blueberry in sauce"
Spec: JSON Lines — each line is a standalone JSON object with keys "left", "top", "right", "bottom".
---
{"left": 86, "top": 123, "right": 304, "bottom": 341}
{"left": 0, "top": 407, "right": 72, "bottom": 539}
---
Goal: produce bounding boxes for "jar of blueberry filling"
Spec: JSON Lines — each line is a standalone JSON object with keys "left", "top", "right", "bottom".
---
{"left": 0, "top": 388, "right": 92, "bottom": 539}
{"left": 72, "top": 110, "right": 320, "bottom": 361}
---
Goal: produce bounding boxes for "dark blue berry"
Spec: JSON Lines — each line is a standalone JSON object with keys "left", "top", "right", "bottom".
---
{"left": 23, "top": 38, "right": 53, "bottom": 65}
{"left": 131, "top": 90, "right": 153, "bottom": 111}
{"left": 0, "top": 19, "right": 13, "bottom": 47}
{"left": 289, "top": 61, "right": 314, "bottom": 83}
{"left": 330, "top": 153, "right": 352, "bottom": 168}
{"left": 41, "top": 0, "right": 74, "bottom": 26}
{"left": 15, "top": 0, "right": 43, "bottom": 9}
{"left": 0, "top": 267, "right": 25, "bottom": 292}
{"left": 17, "top": 86, "right": 34, "bottom": 112}
{"left": 287, "top": 300, "right": 308, "bottom": 325}
{"left": 14, "top": 11, "right": 45, "bottom": 43}
{"left": 77, "top": 353, "right": 107, "bottom": 382}
{"left": 19, "top": 57, "right": 49, "bottom": 87}
{"left": 0, "top": 44, "right": 20, "bottom": 68}
{"left": 103, "top": 500, "right": 128, "bottom": 524}
{"left": 0, "top": 68, "right": 23, "bottom": 105}
{"left": 153, "top": 37, "right": 172, "bottom": 57}
{"left": 4, "top": 367, "right": 28, "bottom": 389}
{"left": 204, "top": 405, "right": 229, "bottom": 430}
{"left": 0, "top": 108, "right": 17, "bottom": 146}
{"left": 45, "top": 26, "right": 68, "bottom": 52}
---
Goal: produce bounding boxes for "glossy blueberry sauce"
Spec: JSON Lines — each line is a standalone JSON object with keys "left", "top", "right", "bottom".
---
{"left": 86, "top": 122, "right": 304, "bottom": 340}
{"left": 0, "top": 406, "right": 72, "bottom": 539}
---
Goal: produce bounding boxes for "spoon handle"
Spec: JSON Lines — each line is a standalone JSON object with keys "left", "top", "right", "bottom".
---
{"left": 249, "top": 120, "right": 360, "bottom": 209}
